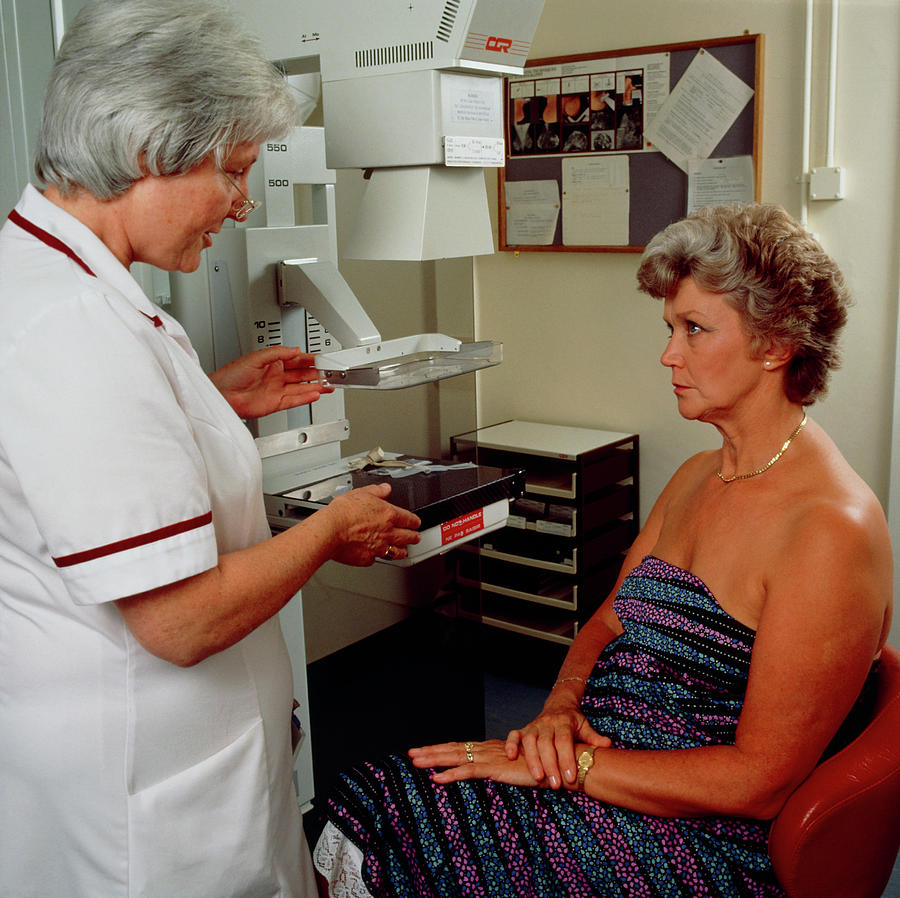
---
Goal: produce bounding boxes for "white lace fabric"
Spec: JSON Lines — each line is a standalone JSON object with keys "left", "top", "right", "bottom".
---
{"left": 313, "top": 821, "right": 375, "bottom": 898}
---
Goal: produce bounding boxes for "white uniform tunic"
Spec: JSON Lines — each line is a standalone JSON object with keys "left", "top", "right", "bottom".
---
{"left": 0, "top": 186, "right": 311, "bottom": 897}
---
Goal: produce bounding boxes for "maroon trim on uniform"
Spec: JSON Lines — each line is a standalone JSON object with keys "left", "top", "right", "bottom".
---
{"left": 10, "top": 208, "right": 201, "bottom": 571}
{"left": 53, "top": 511, "right": 214, "bottom": 568}
{"left": 7, "top": 209, "right": 97, "bottom": 277}
{"left": 9, "top": 211, "right": 166, "bottom": 329}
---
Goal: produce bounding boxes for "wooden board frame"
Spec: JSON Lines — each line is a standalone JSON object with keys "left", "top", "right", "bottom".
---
{"left": 498, "top": 34, "right": 764, "bottom": 253}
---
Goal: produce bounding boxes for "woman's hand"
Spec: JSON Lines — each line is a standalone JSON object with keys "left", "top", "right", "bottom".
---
{"left": 321, "top": 483, "right": 421, "bottom": 566}
{"left": 506, "top": 695, "right": 610, "bottom": 789}
{"left": 408, "top": 740, "right": 542, "bottom": 788}
{"left": 210, "top": 346, "right": 333, "bottom": 419}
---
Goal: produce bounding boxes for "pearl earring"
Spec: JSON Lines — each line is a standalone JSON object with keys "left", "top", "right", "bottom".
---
{"left": 764, "top": 361, "right": 772, "bottom": 368}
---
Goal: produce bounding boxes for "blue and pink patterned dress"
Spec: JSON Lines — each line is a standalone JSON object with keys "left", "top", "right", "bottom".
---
{"left": 317, "top": 556, "right": 786, "bottom": 896}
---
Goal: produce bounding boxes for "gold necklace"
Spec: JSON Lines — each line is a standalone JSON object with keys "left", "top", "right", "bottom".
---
{"left": 717, "top": 413, "right": 808, "bottom": 483}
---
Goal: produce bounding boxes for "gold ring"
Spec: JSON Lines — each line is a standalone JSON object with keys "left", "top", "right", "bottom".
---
{"left": 382, "top": 545, "right": 400, "bottom": 560}
{"left": 464, "top": 741, "right": 475, "bottom": 763}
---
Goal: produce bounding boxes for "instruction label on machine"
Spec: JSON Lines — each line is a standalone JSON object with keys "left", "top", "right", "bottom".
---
{"left": 444, "top": 136, "right": 505, "bottom": 166}
{"left": 441, "top": 509, "right": 486, "bottom": 546}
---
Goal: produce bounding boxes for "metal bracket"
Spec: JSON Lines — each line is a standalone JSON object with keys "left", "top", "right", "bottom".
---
{"left": 254, "top": 419, "right": 350, "bottom": 459}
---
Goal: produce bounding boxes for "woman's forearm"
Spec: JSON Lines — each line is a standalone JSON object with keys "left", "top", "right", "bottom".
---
{"left": 115, "top": 510, "right": 342, "bottom": 666}
{"left": 577, "top": 742, "right": 792, "bottom": 820}
{"left": 116, "top": 485, "right": 420, "bottom": 666}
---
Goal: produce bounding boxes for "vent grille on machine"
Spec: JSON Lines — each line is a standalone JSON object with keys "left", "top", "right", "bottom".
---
{"left": 435, "top": 0, "right": 460, "bottom": 42}
{"left": 355, "top": 41, "right": 434, "bottom": 68}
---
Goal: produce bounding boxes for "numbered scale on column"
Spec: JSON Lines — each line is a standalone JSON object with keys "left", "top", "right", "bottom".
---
{"left": 252, "top": 316, "right": 284, "bottom": 348}
{"left": 249, "top": 310, "right": 337, "bottom": 356}
{"left": 262, "top": 139, "right": 294, "bottom": 226}
{"left": 304, "top": 313, "right": 335, "bottom": 355}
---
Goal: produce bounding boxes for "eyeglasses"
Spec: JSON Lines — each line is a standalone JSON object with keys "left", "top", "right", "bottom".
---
{"left": 217, "top": 164, "right": 261, "bottom": 221}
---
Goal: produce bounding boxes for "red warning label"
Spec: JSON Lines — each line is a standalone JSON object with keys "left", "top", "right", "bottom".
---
{"left": 441, "top": 509, "right": 485, "bottom": 546}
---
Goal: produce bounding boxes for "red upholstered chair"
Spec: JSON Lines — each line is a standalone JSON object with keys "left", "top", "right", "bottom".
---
{"left": 768, "top": 642, "right": 900, "bottom": 898}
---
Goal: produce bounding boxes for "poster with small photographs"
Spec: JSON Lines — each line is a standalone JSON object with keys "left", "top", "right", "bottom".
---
{"left": 508, "top": 68, "right": 644, "bottom": 157}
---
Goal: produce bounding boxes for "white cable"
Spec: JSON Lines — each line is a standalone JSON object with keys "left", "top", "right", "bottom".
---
{"left": 826, "top": 0, "right": 839, "bottom": 167}
{"left": 800, "top": 0, "right": 814, "bottom": 225}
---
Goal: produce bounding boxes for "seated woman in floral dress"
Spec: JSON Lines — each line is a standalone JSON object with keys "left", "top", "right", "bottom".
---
{"left": 313, "top": 204, "right": 893, "bottom": 898}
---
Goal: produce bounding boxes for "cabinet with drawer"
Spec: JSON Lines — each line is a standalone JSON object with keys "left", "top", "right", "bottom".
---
{"left": 450, "top": 420, "right": 639, "bottom": 646}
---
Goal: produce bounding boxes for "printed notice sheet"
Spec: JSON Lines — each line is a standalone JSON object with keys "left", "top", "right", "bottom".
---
{"left": 645, "top": 49, "right": 754, "bottom": 173}
{"left": 504, "top": 180, "right": 560, "bottom": 245}
{"left": 561, "top": 155, "right": 630, "bottom": 246}
{"left": 687, "top": 156, "right": 755, "bottom": 213}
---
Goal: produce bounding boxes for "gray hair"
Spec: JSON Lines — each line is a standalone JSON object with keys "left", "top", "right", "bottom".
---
{"left": 636, "top": 204, "right": 851, "bottom": 405}
{"left": 35, "top": 0, "right": 298, "bottom": 198}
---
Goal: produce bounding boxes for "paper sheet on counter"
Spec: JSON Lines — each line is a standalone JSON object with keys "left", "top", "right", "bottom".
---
{"left": 645, "top": 48, "right": 754, "bottom": 173}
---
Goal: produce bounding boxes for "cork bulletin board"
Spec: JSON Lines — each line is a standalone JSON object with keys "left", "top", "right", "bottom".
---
{"left": 499, "top": 34, "right": 764, "bottom": 253}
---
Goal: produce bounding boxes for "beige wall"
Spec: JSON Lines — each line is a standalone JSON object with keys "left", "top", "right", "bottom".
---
{"left": 474, "top": 0, "right": 900, "bottom": 644}
{"left": 474, "top": 1, "right": 899, "bottom": 531}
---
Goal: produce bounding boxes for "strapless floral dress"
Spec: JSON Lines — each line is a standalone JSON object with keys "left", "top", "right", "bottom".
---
{"left": 315, "top": 556, "right": 787, "bottom": 897}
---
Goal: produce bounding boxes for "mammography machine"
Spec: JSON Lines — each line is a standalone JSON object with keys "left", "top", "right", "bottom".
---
{"left": 167, "top": 0, "right": 545, "bottom": 806}
{"left": 169, "top": 0, "right": 547, "bottom": 555}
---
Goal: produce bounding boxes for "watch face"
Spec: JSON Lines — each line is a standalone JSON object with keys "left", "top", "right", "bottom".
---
{"left": 577, "top": 748, "right": 595, "bottom": 790}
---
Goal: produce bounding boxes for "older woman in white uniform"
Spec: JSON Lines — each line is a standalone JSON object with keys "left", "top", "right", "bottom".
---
{"left": 0, "top": 2, "right": 421, "bottom": 896}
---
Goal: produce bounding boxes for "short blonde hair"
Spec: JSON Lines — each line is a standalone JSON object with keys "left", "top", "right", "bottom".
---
{"left": 636, "top": 204, "right": 851, "bottom": 405}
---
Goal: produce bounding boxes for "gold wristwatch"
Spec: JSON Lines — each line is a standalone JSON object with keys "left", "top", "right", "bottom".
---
{"left": 576, "top": 747, "right": 596, "bottom": 791}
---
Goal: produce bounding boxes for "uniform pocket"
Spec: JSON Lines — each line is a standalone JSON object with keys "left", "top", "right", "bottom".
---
{"left": 128, "top": 719, "right": 280, "bottom": 898}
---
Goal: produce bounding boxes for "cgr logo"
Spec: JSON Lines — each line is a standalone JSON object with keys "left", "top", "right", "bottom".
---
{"left": 485, "top": 36, "right": 512, "bottom": 53}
